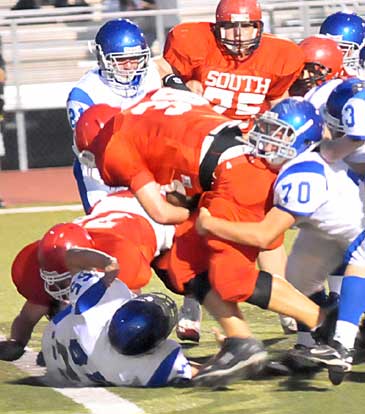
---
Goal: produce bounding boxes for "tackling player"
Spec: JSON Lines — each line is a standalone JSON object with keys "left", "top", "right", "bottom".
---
{"left": 196, "top": 97, "right": 365, "bottom": 385}
{"left": 161, "top": 0, "right": 304, "bottom": 341}
{"left": 165, "top": 98, "right": 333, "bottom": 388}
{"left": 0, "top": 190, "right": 175, "bottom": 361}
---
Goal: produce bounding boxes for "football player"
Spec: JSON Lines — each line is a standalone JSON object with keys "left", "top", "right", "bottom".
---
{"left": 67, "top": 18, "right": 162, "bottom": 213}
{"left": 166, "top": 98, "right": 338, "bottom": 388}
{"left": 319, "top": 11, "right": 365, "bottom": 78}
{"left": 196, "top": 97, "right": 365, "bottom": 385}
{"left": 41, "top": 274, "right": 195, "bottom": 387}
{"left": 0, "top": 189, "right": 175, "bottom": 361}
{"left": 162, "top": 0, "right": 304, "bottom": 131}
{"left": 289, "top": 35, "right": 343, "bottom": 97}
{"left": 161, "top": 0, "right": 304, "bottom": 341}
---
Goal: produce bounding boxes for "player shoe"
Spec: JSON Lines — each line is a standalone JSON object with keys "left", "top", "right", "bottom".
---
{"left": 282, "top": 344, "right": 321, "bottom": 372}
{"left": 296, "top": 340, "right": 353, "bottom": 385}
{"left": 176, "top": 299, "right": 202, "bottom": 343}
{"left": 192, "top": 337, "right": 268, "bottom": 389}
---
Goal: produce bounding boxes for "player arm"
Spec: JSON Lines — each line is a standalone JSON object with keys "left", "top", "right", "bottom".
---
{"left": 196, "top": 206, "right": 295, "bottom": 249}
{"left": 0, "top": 300, "right": 50, "bottom": 361}
{"left": 65, "top": 247, "right": 119, "bottom": 287}
{"left": 320, "top": 136, "right": 364, "bottom": 163}
{"left": 135, "top": 181, "right": 190, "bottom": 224}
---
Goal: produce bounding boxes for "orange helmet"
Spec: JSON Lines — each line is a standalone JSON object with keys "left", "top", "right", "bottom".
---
{"left": 38, "top": 223, "right": 94, "bottom": 300}
{"left": 289, "top": 35, "right": 343, "bottom": 96}
{"left": 214, "top": 0, "right": 263, "bottom": 57}
{"left": 73, "top": 104, "right": 120, "bottom": 167}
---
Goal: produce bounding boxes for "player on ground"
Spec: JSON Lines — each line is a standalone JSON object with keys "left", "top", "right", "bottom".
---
{"left": 41, "top": 272, "right": 195, "bottom": 387}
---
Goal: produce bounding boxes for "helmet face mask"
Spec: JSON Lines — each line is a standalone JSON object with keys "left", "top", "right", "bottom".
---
{"left": 108, "top": 292, "right": 178, "bottom": 356}
{"left": 39, "top": 269, "right": 72, "bottom": 302}
{"left": 93, "top": 18, "right": 151, "bottom": 97}
{"left": 214, "top": 0, "right": 263, "bottom": 58}
{"left": 249, "top": 112, "right": 297, "bottom": 164}
{"left": 249, "top": 98, "right": 324, "bottom": 165}
{"left": 38, "top": 223, "right": 94, "bottom": 301}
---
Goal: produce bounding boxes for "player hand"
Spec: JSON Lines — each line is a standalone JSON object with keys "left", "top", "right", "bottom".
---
{"left": 0, "top": 340, "right": 25, "bottom": 361}
{"left": 186, "top": 80, "right": 204, "bottom": 96}
{"left": 102, "top": 258, "right": 120, "bottom": 288}
{"left": 196, "top": 207, "right": 211, "bottom": 236}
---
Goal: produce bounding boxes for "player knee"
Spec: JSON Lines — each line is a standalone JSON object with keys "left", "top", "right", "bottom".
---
{"left": 246, "top": 270, "right": 273, "bottom": 309}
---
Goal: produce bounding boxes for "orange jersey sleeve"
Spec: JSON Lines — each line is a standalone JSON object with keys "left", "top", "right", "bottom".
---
{"left": 164, "top": 22, "right": 216, "bottom": 82}
{"left": 11, "top": 240, "right": 53, "bottom": 306}
{"left": 258, "top": 34, "right": 305, "bottom": 100}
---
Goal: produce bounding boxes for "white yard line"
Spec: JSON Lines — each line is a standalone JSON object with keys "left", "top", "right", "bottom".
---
{"left": 0, "top": 205, "right": 84, "bottom": 215}
{"left": 1, "top": 338, "right": 144, "bottom": 414}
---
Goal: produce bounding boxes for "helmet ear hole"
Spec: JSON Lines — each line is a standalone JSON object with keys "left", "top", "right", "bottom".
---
{"left": 108, "top": 293, "right": 178, "bottom": 355}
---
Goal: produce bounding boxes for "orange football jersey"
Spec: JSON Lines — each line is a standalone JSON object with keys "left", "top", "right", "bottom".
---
{"left": 168, "top": 154, "right": 283, "bottom": 302}
{"left": 91, "top": 88, "right": 239, "bottom": 196}
{"left": 164, "top": 22, "right": 304, "bottom": 130}
{"left": 11, "top": 192, "right": 173, "bottom": 305}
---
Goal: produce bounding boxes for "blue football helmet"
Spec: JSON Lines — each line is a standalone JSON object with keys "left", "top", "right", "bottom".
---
{"left": 320, "top": 12, "right": 365, "bottom": 75}
{"left": 108, "top": 292, "right": 178, "bottom": 355}
{"left": 249, "top": 98, "right": 324, "bottom": 164}
{"left": 94, "top": 19, "right": 150, "bottom": 97}
{"left": 323, "top": 77, "right": 365, "bottom": 137}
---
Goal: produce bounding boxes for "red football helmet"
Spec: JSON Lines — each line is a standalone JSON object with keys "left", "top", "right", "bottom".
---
{"left": 38, "top": 223, "right": 94, "bottom": 301}
{"left": 214, "top": 0, "right": 263, "bottom": 58}
{"left": 289, "top": 35, "right": 343, "bottom": 96}
{"left": 73, "top": 104, "right": 120, "bottom": 167}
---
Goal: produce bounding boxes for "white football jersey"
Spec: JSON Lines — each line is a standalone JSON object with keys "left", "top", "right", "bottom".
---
{"left": 84, "top": 192, "right": 176, "bottom": 256}
{"left": 341, "top": 92, "right": 365, "bottom": 163}
{"left": 67, "top": 62, "right": 162, "bottom": 212}
{"left": 274, "top": 151, "right": 365, "bottom": 252}
{"left": 42, "top": 273, "right": 191, "bottom": 387}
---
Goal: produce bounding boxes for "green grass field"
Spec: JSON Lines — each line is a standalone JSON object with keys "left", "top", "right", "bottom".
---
{"left": 0, "top": 209, "right": 364, "bottom": 414}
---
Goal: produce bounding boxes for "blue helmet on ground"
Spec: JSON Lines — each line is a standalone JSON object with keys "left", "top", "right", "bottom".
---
{"left": 108, "top": 292, "right": 178, "bottom": 355}
{"left": 94, "top": 18, "right": 150, "bottom": 97}
{"left": 324, "top": 77, "right": 365, "bottom": 137}
{"left": 249, "top": 98, "right": 324, "bottom": 165}
{"left": 320, "top": 12, "right": 365, "bottom": 75}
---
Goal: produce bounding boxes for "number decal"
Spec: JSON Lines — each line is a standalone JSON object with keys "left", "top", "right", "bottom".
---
{"left": 130, "top": 88, "right": 207, "bottom": 116}
{"left": 282, "top": 183, "right": 292, "bottom": 203}
{"left": 55, "top": 340, "right": 80, "bottom": 381}
{"left": 204, "top": 87, "right": 264, "bottom": 117}
{"left": 281, "top": 181, "right": 311, "bottom": 204}
{"left": 79, "top": 212, "right": 133, "bottom": 229}
{"left": 298, "top": 182, "right": 310, "bottom": 204}
{"left": 343, "top": 104, "right": 355, "bottom": 128}
{"left": 68, "top": 107, "right": 84, "bottom": 129}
